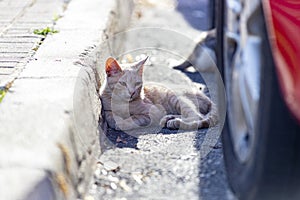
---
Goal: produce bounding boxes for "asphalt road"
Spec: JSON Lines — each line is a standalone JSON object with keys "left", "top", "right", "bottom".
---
{"left": 86, "top": 1, "right": 235, "bottom": 199}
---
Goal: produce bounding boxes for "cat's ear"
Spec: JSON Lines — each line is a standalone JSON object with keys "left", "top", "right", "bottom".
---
{"left": 135, "top": 56, "right": 148, "bottom": 76}
{"left": 105, "top": 57, "right": 122, "bottom": 77}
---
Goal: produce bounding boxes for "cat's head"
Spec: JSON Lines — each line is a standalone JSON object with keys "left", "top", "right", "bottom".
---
{"left": 105, "top": 57, "right": 148, "bottom": 101}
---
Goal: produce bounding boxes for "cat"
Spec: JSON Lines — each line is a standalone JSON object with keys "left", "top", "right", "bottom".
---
{"left": 100, "top": 57, "right": 218, "bottom": 132}
{"left": 173, "top": 29, "right": 217, "bottom": 73}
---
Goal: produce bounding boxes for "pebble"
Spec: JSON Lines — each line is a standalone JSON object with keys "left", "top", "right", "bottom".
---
{"left": 103, "top": 160, "right": 120, "bottom": 172}
{"left": 84, "top": 195, "right": 94, "bottom": 200}
{"left": 111, "top": 182, "right": 118, "bottom": 190}
{"left": 107, "top": 175, "right": 120, "bottom": 183}
{"left": 211, "top": 170, "right": 217, "bottom": 175}
{"left": 101, "top": 169, "right": 108, "bottom": 175}
{"left": 132, "top": 173, "right": 143, "bottom": 185}
{"left": 200, "top": 173, "right": 206, "bottom": 178}
{"left": 119, "top": 179, "right": 132, "bottom": 192}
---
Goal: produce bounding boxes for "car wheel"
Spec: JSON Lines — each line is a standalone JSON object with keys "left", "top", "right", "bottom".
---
{"left": 217, "top": 0, "right": 300, "bottom": 199}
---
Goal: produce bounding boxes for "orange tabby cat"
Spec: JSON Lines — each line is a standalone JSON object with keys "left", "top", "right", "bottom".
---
{"left": 100, "top": 57, "right": 218, "bottom": 132}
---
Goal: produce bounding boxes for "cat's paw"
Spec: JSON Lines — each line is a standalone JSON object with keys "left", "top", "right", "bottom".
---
{"left": 160, "top": 115, "right": 178, "bottom": 127}
{"left": 166, "top": 118, "right": 181, "bottom": 130}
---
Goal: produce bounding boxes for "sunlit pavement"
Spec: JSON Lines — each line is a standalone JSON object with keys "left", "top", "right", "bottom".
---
{"left": 87, "top": 1, "right": 236, "bottom": 200}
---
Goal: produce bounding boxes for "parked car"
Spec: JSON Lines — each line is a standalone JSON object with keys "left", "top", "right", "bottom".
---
{"left": 215, "top": 0, "right": 300, "bottom": 199}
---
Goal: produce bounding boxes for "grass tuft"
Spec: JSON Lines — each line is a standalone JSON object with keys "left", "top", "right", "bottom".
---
{"left": 33, "top": 27, "right": 59, "bottom": 36}
{"left": 0, "top": 89, "right": 6, "bottom": 103}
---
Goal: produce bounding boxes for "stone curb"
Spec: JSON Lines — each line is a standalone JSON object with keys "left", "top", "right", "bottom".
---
{"left": 0, "top": 0, "right": 133, "bottom": 199}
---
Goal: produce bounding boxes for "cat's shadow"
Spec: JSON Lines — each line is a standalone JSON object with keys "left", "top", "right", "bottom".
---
{"left": 101, "top": 128, "right": 193, "bottom": 150}
{"left": 102, "top": 129, "right": 139, "bottom": 149}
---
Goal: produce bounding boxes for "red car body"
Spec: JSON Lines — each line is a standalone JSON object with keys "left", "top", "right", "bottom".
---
{"left": 263, "top": 0, "right": 300, "bottom": 123}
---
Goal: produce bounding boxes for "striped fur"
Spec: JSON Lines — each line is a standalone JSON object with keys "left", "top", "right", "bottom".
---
{"left": 101, "top": 57, "right": 218, "bottom": 131}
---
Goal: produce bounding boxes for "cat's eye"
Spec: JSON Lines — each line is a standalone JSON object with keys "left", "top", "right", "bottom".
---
{"left": 119, "top": 81, "right": 127, "bottom": 86}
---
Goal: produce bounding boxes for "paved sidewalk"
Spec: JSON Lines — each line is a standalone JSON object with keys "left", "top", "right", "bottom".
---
{"left": 0, "top": 0, "right": 66, "bottom": 89}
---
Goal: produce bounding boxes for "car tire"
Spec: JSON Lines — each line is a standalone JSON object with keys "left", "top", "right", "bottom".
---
{"left": 217, "top": 1, "right": 300, "bottom": 200}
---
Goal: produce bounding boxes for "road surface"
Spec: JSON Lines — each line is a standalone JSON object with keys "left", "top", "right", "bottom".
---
{"left": 86, "top": 1, "right": 236, "bottom": 199}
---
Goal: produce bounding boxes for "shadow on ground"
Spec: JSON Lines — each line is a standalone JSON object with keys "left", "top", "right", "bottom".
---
{"left": 102, "top": 127, "right": 204, "bottom": 149}
{"left": 176, "top": 0, "right": 215, "bottom": 30}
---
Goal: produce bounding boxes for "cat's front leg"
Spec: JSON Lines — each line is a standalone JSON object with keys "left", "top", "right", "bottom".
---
{"left": 104, "top": 111, "right": 118, "bottom": 129}
{"left": 114, "top": 104, "right": 166, "bottom": 131}
{"left": 114, "top": 115, "right": 150, "bottom": 131}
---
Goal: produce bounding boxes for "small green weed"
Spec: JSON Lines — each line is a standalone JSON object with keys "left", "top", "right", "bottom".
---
{"left": 0, "top": 89, "right": 6, "bottom": 103}
{"left": 33, "top": 27, "right": 59, "bottom": 36}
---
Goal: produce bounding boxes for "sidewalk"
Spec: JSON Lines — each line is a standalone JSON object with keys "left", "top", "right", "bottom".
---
{"left": 0, "top": 0, "right": 132, "bottom": 199}
{"left": 0, "top": 0, "right": 65, "bottom": 88}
